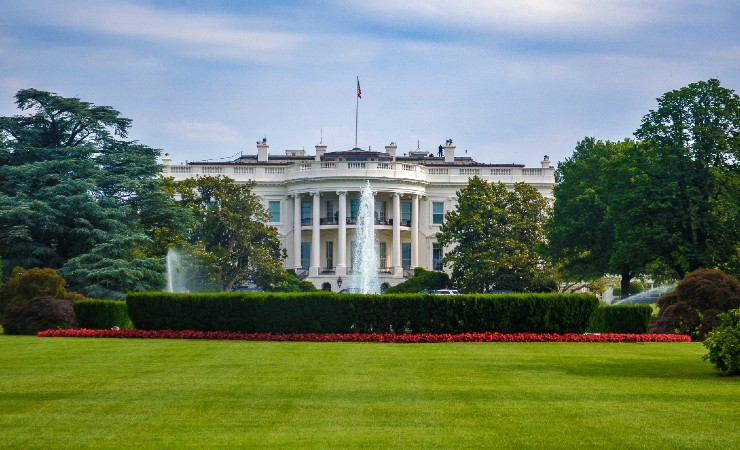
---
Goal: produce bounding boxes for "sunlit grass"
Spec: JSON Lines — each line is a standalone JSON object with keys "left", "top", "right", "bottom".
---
{"left": 1, "top": 335, "right": 737, "bottom": 449}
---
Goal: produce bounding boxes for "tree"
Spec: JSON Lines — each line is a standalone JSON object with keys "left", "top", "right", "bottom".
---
{"left": 628, "top": 79, "right": 740, "bottom": 278}
{"left": 0, "top": 89, "right": 189, "bottom": 295}
{"left": 437, "top": 177, "right": 551, "bottom": 293}
{"left": 174, "top": 176, "right": 287, "bottom": 291}
{"left": 546, "top": 138, "right": 650, "bottom": 296}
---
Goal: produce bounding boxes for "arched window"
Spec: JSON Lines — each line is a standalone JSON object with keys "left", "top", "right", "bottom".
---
{"left": 380, "top": 282, "right": 390, "bottom": 293}
{"left": 321, "top": 282, "right": 332, "bottom": 291}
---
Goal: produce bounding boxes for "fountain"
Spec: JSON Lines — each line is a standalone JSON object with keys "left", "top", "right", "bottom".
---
{"left": 351, "top": 181, "right": 380, "bottom": 294}
{"left": 166, "top": 248, "right": 188, "bottom": 293}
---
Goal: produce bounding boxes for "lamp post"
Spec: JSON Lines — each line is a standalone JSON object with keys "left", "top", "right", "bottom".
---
{"left": 337, "top": 276, "right": 343, "bottom": 290}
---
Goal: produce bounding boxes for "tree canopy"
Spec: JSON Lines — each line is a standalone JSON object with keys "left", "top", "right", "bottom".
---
{"left": 0, "top": 89, "right": 188, "bottom": 296}
{"left": 626, "top": 79, "right": 739, "bottom": 278}
{"left": 437, "top": 177, "right": 552, "bottom": 293}
{"left": 548, "top": 79, "right": 739, "bottom": 293}
{"left": 173, "top": 175, "right": 287, "bottom": 292}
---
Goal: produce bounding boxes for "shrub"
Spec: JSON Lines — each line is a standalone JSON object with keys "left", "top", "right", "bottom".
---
{"left": 703, "top": 308, "right": 740, "bottom": 376}
{"left": 0, "top": 267, "right": 82, "bottom": 320}
{"left": 650, "top": 269, "right": 740, "bottom": 340}
{"left": 74, "top": 300, "right": 132, "bottom": 330}
{"left": 2, "top": 296, "right": 76, "bottom": 335}
{"left": 384, "top": 267, "right": 451, "bottom": 294}
{"left": 588, "top": 305, "right": 652, "bottom": 333}
{"left": 126, "top": 292, "right": 598, "bottom": 334}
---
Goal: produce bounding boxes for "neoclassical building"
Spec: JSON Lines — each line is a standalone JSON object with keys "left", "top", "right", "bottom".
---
{"left": 163, "top": 140, "right": 555, "bottom": 291}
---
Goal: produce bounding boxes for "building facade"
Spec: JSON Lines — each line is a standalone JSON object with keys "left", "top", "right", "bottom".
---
{"left": 163, "top": 140, "right": 555, "bottom": 291}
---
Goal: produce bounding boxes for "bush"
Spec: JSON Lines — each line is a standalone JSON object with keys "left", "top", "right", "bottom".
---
{"left": 0, "top": 267, "right": 82, "bottom": 321}
{"left": 703, "top": 308, "right": 740, "bottom": 376}
{"left": 126, "top": 292, "right": 599, "bottom": 334}
{"left": 588, "top": 305, "right": 652, "bottom": 333}
{"left": 74, "top": 300, "right": 132, "bottom": 330}
{"left": 2, "top": 296, "right": 76, "bottom": 335}
{"left": 650, "top": 269, "right": 740, "bottom": 340}
{"left": 384, "top": 268, "right": 451, "bottom": 294}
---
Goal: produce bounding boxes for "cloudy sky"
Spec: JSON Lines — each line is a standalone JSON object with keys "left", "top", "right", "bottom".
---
{"left": 1, "top": 0, "right": 738, "bottom": 167}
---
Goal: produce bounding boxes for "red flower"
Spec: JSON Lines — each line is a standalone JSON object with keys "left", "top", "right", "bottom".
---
{"left": 36, "top": 329, "right": 692, "bottom": 343}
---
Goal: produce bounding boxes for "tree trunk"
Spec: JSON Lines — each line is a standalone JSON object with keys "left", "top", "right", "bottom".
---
{"left": 620, "top": 270, "right": 633, "bottom": 299}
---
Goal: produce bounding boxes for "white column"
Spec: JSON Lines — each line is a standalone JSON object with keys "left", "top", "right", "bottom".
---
{"left": 293, "top": 193, "right": 302, "bottom": 270}
{"left": 337, "top": 191, "right": 347, "bottom": 276}
{"left": 411, "top": 194, "right": 419, "bottom": 268}
{"left": 310, "top": 192, "right": 321, "bottom": 276}
{"left": 392, "top": 193, "right": 401, "bottom": 276}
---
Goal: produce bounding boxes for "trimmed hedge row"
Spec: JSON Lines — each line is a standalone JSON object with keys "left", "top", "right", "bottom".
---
{"left": 73, "top": 300, "right": 132, "bottom": 330}
{"left": 588, "top": 305, "right": 652, "bottom": 334}
{"left": 126, "top": 292, "right": 599, "bottom": 334}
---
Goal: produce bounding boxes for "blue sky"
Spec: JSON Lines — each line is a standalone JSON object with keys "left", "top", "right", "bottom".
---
{"left": 1, "top": 0, "right": 738, "bottom": 167}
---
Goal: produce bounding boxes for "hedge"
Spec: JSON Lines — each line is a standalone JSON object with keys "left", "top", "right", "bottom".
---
{"left": 588, "top": 305, "right": 652, "bottom": 334}
{"left": 74, "top": 300, "right": 132, "bottom": 330}
{"left": 126, "top": 292, "right": 599, "bottom": 334}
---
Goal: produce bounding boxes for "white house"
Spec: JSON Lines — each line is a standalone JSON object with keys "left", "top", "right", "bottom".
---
{"left": 162, "top": 139, "right": 555, "bottom": 291}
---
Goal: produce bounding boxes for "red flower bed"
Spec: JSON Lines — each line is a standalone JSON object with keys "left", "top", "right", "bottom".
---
{"left": 37, "top": 329, "right": 692, "bottom": 343}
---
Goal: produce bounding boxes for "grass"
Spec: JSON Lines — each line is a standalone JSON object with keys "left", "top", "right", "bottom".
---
{"left": 0, "top": 336, "right": 737, "bottom": 449}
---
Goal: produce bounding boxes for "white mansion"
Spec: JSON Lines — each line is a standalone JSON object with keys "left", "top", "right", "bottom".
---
{"left": 163, "top": 139, "right": 555, "bottom": 291}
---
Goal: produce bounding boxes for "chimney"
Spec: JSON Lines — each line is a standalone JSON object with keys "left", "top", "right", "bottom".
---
{"left": 257, "top": 138, "right": 269, "bottom": 162}
{"left": 162, "top": 153, "right": 172, "bottom": 165}
{"left": 315, "top": 143, "right": 327, "bottom": 161}
{"left": 385, "top": 142, "right": 397, "bottom": 160}
{"left": 444, "top": 139, "right": 456, "bottom": 163}
{"left": 541, "top": 155, "right": 551, "bottom": 168}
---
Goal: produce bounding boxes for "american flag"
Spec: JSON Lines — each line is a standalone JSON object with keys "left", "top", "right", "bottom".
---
{"left": 357, "top": 79, "right": 362, "bottom": 99}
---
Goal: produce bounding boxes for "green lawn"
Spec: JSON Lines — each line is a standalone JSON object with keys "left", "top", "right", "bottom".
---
{"left": 0, "top": 336, "right": 737, "bottom": 449}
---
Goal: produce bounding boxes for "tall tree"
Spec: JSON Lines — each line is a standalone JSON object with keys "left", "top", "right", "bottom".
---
{"left": 627, "top": 79, "right": 740, "bottom": 278}
{"left": 0, "top": 89, "right": 188, "bottom": 296}
{"left": 174, "top": 176, "right": 287, "bottom": 292}
{"left": 546, "top": 138, "right": 651, "bottom": 297}
{"left": 437, "top": 177, "right": 552, "bottom": 293}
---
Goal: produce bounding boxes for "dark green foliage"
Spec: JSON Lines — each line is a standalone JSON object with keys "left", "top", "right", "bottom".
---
{"left": 703, "top": 308, "right": 740, "bottom": 376}
{"left": 629, "top": 79, "right": 740, "bottom": 278}
{"left": 270, "top": 270, "right": 317, "bottom": 292}
{"left": 0, "top": 267, "right": 79, "bottom": 320}
{"left": 437, "top": 178, "right": 552, "bottom": 293}
{"left": 73, "top": 299, "right": 132, "bottom": 330}
{"left": 173, "top": 176, "right": 286, "bottom": 292}
{"left": 384, "top": 267, "right": 451, "bottom": 294}
{"left": 588, "top": 305, "right": 652, "bottom": 333}
{"left": 650, "top": 269, "right": 740, "bottom": 339}
{"left": 0, "top": 89, "right": 187, "bottom": 295}
{"left": 2, "top": 296, "right": 76, "bottom": 335}
{"left": 126, "top": 292, "right": 598, "bottom": 334}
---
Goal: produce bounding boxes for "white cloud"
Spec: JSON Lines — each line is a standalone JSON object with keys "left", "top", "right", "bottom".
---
{"left": 15, "top": 0, "right": 308, "bottom": 61}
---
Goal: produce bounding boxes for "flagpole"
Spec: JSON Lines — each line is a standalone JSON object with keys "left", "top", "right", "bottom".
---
{"left": 355, "top": 76, "right": 359, "bottom": 148}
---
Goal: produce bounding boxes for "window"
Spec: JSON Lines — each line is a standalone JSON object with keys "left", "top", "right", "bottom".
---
{"left": 432, "top": 243, "right": 443, "bottom": 270}
{"left": 402, "top": 243, "right": 411, "bottom": 269}
{"left": 325, "top": 241, "right": 334, "bottom": 269}
{"left": 432, "top": 202, "right": 444, "bottom": 224}
{"left": 326, "top": 200, "right": 334, "bottom": 223}
{"left": 401, "top": 201, "right": 411, "bottom": 225}
{"left": 268, "top": 201, "right": 280, "bottom": 223}
{"left": 350, "top": 199, "right": 359, "bottom": 221}
{"left": 301, "top": 201, "right": 312, "bottom": 225}
{"left": 379, "top": 242, "right": 387, "bottom": 269}
{"left": 301, "top": 242, "right": 311, "bottom": 269}
{"left": 378, "top": 200, "right": 387, "bottom": 222}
